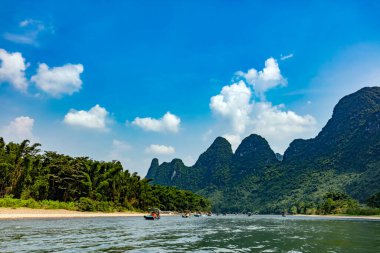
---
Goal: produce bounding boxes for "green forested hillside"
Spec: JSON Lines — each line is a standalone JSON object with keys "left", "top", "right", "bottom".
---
{"left": 146, "top": 87, "right": 380, "bottom": 213}
{"left": 0, "top": 138, "right": 210, "bottom": 212}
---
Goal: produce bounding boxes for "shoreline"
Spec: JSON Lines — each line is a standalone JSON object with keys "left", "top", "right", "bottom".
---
{"left": 0, "top": 208, "right": 149, "bottom": 220}
{"left": 1, "top": 208, "right": 379, "bottom": 220}
{"left": 294, "top": 214, "right": 380, "bottom": 220}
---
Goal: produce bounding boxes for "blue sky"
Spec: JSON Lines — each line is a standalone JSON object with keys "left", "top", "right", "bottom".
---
{"left": 1, "top": 0, "right": 380, "bottom": 175}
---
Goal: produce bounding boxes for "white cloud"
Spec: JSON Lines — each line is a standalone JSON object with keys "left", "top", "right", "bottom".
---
{"left": 20, "top": 19, "right": 37, "bottom": 27}
{"left": 3, "top": 33, "right": 37, "bottom": 45}
{"left": 0, "top": 116, "right": 38, "bottom": 143}
{"left": 210, "top": 84, "right": 317, "bottom": 151}
{"left": 222, "top": 134, "right": 241, "bottom": 150}
{"left": 0, "top": 48, "right": 28, "bottom": 91}
{"left": 236, "top": 57, "right": 287, "bottom": 97}
{"left": 210, "top": 58, "right": 317, "bottom": 152}
{"left": 31, "top": 63, "right": 84, "bottom": 97}
{"left": 250, "top": 102, "right": 316, "bottom": 152}
{"left": 280, "top": 53, "right": 294, "bottom": 60}
{"left": 63, "top": 104, "right": 109, "bottom": 130}
{"left": 145, "top": 144, "right": 175, "bottom": 155}
{"left": 132, "top": 112, "right": 181, "bottom": 133}
{"left": 3, "top": 19, "right": 52, "bottom": 46}
{"left": 210, "top": 80, "right": 252, "bottom": 134}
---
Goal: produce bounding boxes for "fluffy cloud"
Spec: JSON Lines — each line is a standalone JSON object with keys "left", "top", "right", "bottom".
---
{"left": 132, "top": 112, "right": 181, "bottom": 133}
{"left": 210, "top": 83, "right": 316, "bottom": 151}
{"left": 210, "top": 80, "right": 252, "bottom": 134}
{"left": 210, "top": 58, "right": 316, "bottom": 152}
{"left": 64, "top": 104, "right": 109, "bottom": 130}
{"left": 251, "top": 102, "right": 316, "bottom": 152}
{"left": 0, "top": 116, "right": 37, "bottom": 143}
{"left": 236, "top": 57, "right": 287, "bottom": 97}
{"left": 222, "top": 134, "right": 242, "bottom": 150}
{"left": 0, "top": 48, "right": 83, "bottom": 97}
{"left": 145, "top": 144, "right": 175, "bottom": 155}
{"left": 31, "top": 63, "right": 84, "bottom": 97}
{"left": 0, "top": 48, "right": 28, "bottom": 91}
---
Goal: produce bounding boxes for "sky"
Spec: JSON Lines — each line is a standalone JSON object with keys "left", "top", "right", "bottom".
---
{"left": 1, "top": 0, "right": 380, "bottom": 176}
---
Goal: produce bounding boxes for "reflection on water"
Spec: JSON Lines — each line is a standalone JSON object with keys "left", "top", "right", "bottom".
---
{"left": 0, "top": 215, "right": 379, "bottom": 252}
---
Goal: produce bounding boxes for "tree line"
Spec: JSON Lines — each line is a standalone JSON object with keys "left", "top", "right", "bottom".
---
{"left": 288, "top": 191, "right": 380, "bottom": 215}
{"left": 0, "top": 138, "right": 211, "bottom": 212}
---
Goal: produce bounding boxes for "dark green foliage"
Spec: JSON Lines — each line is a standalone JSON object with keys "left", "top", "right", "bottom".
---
{"left": 195, "top": 137, "right": 233, "bottom": 187}
{"left": 146, "top": 87, "right": 380, "bottom": 214}
{"left": 76, "top": 197, "right": 123, "bottom": 212}
{"left": 146, "top": 137, "right": 235, "bottom": 191}
{"left": 231, "top": 134, "right": 279, "bottom": 180}
{"left": 320, "top": 192, "right": 359, "bottom": 214}
{"left": 366, "top": 192, "right": 380, "bottom": 208}
{"left": 283, "top": 87, "right": 380, "bottom": 173}
{"left": 0, "top": 138, "right": 210, "bottom": 212}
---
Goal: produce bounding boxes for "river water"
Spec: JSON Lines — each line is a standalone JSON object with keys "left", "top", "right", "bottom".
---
{"left": 0, "top": 215, "right": 379, "bottom": 252}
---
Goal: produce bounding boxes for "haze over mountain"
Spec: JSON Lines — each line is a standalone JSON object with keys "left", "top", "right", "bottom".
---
{"left": 146, "top": 87, "right": 380, "bottom": 212}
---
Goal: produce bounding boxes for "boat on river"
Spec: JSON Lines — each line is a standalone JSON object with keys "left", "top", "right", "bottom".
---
{"left": 144, "top": 215, "right": 160, "bottom": 220}
{"left": 144, "top": 208, "right": 161, "bottom": 220}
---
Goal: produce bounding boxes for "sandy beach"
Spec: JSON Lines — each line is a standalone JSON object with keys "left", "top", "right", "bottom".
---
{"left": 1, "top": 209, "right": 379, "bottom": 220}
{"left": 0, "top": 208, "right": 146, "bottom": 220}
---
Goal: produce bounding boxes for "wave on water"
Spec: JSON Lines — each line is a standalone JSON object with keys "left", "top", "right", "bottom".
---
{"left": 0, "top": 215, "right": 378, "bottom": 252}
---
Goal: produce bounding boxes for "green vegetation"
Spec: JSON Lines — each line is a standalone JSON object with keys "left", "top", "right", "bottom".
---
{"left": 0, "top": 138, "right": 211, "bottom": 212}
{"left": 147, "top": 87, "right": 380, "bottom": 214}
{"left": 287, "top": 192, "right": 380, "bottom": 216}
{"left": 366, "top": 192, "right": 380, "bottom": 208}
{"left": 0, "top": 195, "right": 78, "bottom": 210}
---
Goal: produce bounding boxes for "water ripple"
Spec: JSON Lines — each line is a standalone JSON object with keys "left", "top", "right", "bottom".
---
{"left": 0, "top": 215, "right": 379, "bottom": 252}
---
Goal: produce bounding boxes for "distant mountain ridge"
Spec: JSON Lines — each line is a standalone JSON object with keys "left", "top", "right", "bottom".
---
{"left": 285, "top": 87, "right": 380, "bottom": 170}
{"left": 146, "top": 87, "right": 380, "bottom": 212}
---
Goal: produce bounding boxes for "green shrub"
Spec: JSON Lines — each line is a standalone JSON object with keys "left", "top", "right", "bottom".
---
{"left": 122, "top": 200, "right": 134, "bottom": 211}
{"left": 24, "top": 198, "right": 41, "bottom": 209}
{"left": 346, "top": 207, "right": 380, "bottom": 215}
{"left": 77, "top": 197, "right": 97, "bottom": 211}
{"left": 0, "top": 195, "right": 22, "bottom": 208}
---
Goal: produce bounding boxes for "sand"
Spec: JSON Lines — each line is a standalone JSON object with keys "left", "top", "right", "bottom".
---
{"left": 0, "top": 208, "right": 146, "bottom": 220}
{"left": 1, "top": 208, "right": 379, "bottom": 220}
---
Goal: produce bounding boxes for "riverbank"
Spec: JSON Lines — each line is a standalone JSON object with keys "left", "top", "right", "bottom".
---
{"left": 2, "top": 208, "right": 379, "bottom": 220}
{"left": 0, "top": 207, "right": 148, "bottom": 220}
{"left": 295, "top": 214, "right": 380, "bottom": 220}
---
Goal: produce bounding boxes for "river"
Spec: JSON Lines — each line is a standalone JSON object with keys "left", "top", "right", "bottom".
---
{"left": 0, "top": 215, "right": 379, "bottom": 252}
